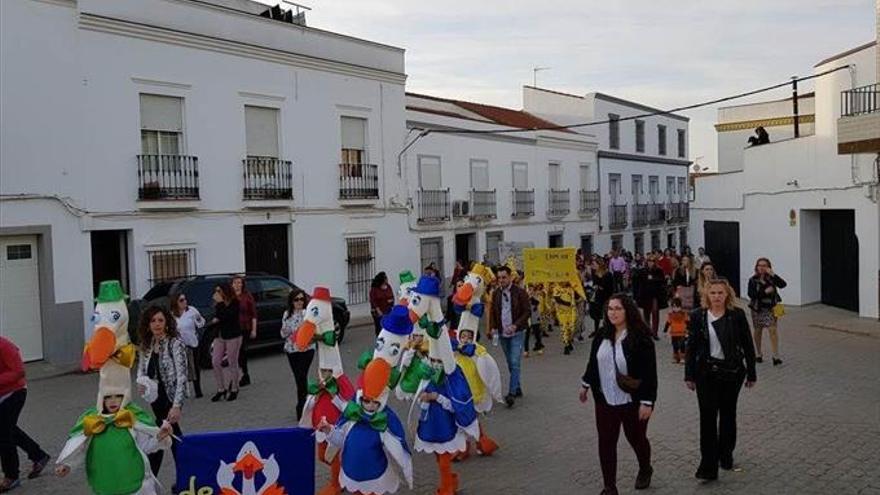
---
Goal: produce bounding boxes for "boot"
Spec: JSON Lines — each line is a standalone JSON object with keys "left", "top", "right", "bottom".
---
{"left": 436, "top": 453, "right": 457, "bottom": 495}
{"left": 476, "top": 426, "right": 499, "bottom": 456}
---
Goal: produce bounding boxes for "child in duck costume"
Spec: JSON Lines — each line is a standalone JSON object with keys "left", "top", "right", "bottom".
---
{"left": 554, "top": 282, "right": 578, "bottom": 354}
{"left": 394, "top": 317, "right": 429, "bottom": 401}
{"left": 56, "top": 281, "right": 171, "bottom": 495}
{"left": 450, "top": 264, "right": 502, "bottom": 460}
{"left": 294, "top": 287, "right": 355, "bottom": 495}
{"left": 397, "top": 270, "right": 418, "bottom": 305}
{"left": 320, "top": 304, "right": 414, "bottom": 494}
{"left": 407, "top": 276, "right": 479, "bottom": 495}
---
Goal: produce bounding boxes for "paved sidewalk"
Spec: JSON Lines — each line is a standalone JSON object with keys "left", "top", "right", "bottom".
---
{"left": 16, "top": 304, "right": 880, "bottom": 494}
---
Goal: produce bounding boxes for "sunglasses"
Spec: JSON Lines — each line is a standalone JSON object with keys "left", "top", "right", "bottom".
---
{"left": 294, "top": 297, "right": 305, "bottom": 302}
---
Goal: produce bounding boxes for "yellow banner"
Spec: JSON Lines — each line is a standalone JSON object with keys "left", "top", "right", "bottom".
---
{"left": 523, "top": 247, "right": 585, "bottom": 299}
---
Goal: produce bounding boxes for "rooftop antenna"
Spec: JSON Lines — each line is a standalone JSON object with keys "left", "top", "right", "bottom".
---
{"left": 532, "top": 67, "right": 551, "bottom": 87}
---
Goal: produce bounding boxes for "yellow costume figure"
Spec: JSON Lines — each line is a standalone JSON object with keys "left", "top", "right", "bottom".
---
{"left": 541, "top": 283, "right": 557, "bottom": 332}
{"left": 554, "top": 283, "right": 577, "bottom": 354}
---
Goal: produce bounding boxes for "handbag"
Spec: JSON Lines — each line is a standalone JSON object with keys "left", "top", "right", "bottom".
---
{"left": 772, "top": 303, "right": 785, "bottom": 318}
{"left": 612, "top": 341, "right": 642, "bottom": 394}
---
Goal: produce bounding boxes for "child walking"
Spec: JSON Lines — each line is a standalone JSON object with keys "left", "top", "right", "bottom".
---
{"left": 663, "top": 297, "right": 689, "bottom": 364}
{"left": 524, "top": 285, "right": 545, "bottom": 357}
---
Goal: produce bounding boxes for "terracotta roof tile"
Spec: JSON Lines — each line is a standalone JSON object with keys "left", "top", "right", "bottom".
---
{"left": 406, "top": 92, "right": 573, "bottom": 132}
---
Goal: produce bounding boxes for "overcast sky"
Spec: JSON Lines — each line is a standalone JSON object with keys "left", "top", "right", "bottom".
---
{"left": 299, "top": 0, "right": 875, "bottom": 170}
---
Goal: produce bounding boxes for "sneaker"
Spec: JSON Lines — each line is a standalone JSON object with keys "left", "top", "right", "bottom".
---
{"left": 563, "top": 344, "right": 573, "bottom": 355}
{"left": 504, "top": 394, "right": 515, "bottom": 408}
{"left": 577, "top": 334, "right": 585, "bottom": 342}
{"left": 28, "top": 454, "right": 51, "bottom": 479}
{"left": 533, "top": 344, "right": 545, "bottom": 352}
{"left": 514, "top": 388, "right": 523, "bottom": 398}
{"left": 772, "top": 357, "right": 783, "bottom": 366}
{"left": 523, "top": 351, "right": 530, "bottom": 358}
{"left": 0, "top": 478, "right": 21, "bottom": 493}
{"left": 755, "top": 356, "right": 764, "bottom": 363}
{"left": 535, "top": 348, "right": 544, "bottom": 356}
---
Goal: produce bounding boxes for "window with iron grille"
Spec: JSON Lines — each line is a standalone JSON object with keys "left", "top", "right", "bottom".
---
{"left": 148, "top": 247, "right": 196, "bottom": 283}
{"left": 345, "top": 237, "right": 374, "bottom": 305}
{"left": 608, "top": 114, "right": 620, "bottom": 150}
{"left": 634, "top": 232, "right": 645, "bottom": 255}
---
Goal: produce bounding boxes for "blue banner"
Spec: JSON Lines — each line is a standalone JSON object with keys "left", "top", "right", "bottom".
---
{"left": 175, "top": 427, "right": 315, "bottom": 495}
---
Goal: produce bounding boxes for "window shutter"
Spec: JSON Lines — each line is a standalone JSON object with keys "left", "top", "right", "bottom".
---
{"left": 548, "top": 163, "right": 560, "bottom": 190}
{"left": 245, "top": 106, "right": 279, "bottom": 157}
{"left": 140, "top": 94, "right": 183, "bottom": 132}
{"left": 512, "top": 162, "right": 528, "bottom": 189}
{"left": 470, "top": 160, "right": 489, "bottom": 190}
{"left": 419, "top": 156, "right": 442, "bottom": 189}
{"left": 579, "top": 164, "right": 591, "bottom": 190}
{"left": 341, "top": 117, "right": 366, "bottom": 150}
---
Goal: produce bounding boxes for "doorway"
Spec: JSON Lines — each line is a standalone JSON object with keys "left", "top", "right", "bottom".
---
{"left": 90, "top": 230, "right": 130, "bottom": 297}
{"left": 548, "top": 232, "right": 564, "bottom": 248}
{"left": 820, "top": 210, "right": 859, "bottom": 312}
{"left": 455, "top": 233, "right": 477, "bottom": 268}
{"left": 420, "top": 237, "right": 444, "bottom": 277}
{"left": 485, "top": 231, "right": 504, "bottom": 265}
{"left": 580, "top": 235, "right": 594, "bottom": 256}
{"left": 704, "top": 221, "right": 741, "bottom": 296}
{"left": 0, "top": 236, "right": 43, "bottom": 361}
{"left": 244, "top": 224, "right": 290, "bottom": 278}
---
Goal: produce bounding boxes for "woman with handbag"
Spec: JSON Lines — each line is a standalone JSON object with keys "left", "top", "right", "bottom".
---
{"left": 136, "top": 305, "right": 188, "bottom": 476}
{"left": 672, "top": 255, "right": 698, "bottom": 311}
{"left": 747, "top": 258, "right": 787, "bottom": 365}
{"left": 685, "top": 278, "right": 757, "bottom": 481}
{"left": 579, "top": 293, "right": 657, "bottom": 495}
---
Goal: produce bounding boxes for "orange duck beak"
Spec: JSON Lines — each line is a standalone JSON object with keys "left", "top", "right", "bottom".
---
{"left": 408, "top": 308, "right": 420, "bottom": 324}
{"left": 233, "top": 452, "right": 264, "bottom": 480}
{"left": 81, "top": 326, "right": 117, "bottom": 371}
{"left": 294, "top": 320, "right": 317, "bottom": 351}
{"left": 452, "top": 282, "right": 474, "bottom": 306}
{"left": 363, "top": 358, "right": 391, "bottom": 400}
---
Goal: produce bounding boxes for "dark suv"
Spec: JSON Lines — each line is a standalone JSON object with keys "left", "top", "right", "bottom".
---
{"left": 136, "top": 273, "right": 350, "bottom": 366}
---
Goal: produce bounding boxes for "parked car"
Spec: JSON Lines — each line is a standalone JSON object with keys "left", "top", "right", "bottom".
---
{"left": 133, "top": 273, "right": 350, "bottom": 368}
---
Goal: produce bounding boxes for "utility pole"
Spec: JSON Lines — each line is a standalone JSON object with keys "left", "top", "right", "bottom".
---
{"left": 533, "top": 67, "right": 551, "bottom": 87}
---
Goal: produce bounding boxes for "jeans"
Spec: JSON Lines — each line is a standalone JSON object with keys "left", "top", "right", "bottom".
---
{"left": 0, "top": 389, "right": 48, "bottom": 480}
{"left": 499, "top": 331, "right": 525, "bottom": 395}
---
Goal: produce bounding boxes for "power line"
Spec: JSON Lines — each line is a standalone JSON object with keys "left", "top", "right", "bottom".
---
{"left": 421, "top": 65, "right": 851, "bottom": 136}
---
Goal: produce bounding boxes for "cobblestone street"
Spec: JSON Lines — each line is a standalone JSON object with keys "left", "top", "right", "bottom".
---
{"left": 18, "top": 305, "right": 880, "bottom": 495}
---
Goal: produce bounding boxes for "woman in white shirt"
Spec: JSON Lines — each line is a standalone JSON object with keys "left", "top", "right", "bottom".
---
{"left": 280, "top": 289, "right": 315, "bottom": 420}
{"left": 684, "top": 278, "right": 756, "bottom": 482}
{"left": 170, "top": 291, "right": 206, "bottom": 398}
{"left": 580, "top": 293, "right": 657, "bottom": 495}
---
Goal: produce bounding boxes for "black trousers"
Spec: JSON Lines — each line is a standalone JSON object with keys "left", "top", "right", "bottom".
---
{"left": 0, "top": 389, "right": 47, "bottom": 480}
{"left": 285, "top": 349, "right": 315, "bottom": 420}
{"left": 187, "top": 345, "right": 202, "bottom": 397}
{"left": 524, "top": 323, "right": 544, "bottom": 351}
{"left": 696, "top": 371, "right": 744, "bottom": 473}
{"left": 594, "top": 398, "right": 651, "bottom": 490}
{"left": 148, "top": 383, "right": 182, "bottom": 476}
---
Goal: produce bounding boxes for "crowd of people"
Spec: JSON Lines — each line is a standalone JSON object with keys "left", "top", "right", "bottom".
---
{"left": 0, "top": 246, "right": 790, "bottom": 495}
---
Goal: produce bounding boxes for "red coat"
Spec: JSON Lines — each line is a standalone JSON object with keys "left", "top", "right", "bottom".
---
{"left": 311, "top": 374, "right": 355, "bottom": 427}
{"left": 0, "top": 337, "right": 26, "bottom": 397}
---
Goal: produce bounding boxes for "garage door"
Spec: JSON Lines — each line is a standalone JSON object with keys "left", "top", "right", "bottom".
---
{"left": 0, "top": 236, "right": 43, "bottom": 361}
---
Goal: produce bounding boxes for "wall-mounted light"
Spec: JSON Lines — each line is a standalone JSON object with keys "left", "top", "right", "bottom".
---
{"left": 786, "top": 179, "right": 799, "bottom": 187}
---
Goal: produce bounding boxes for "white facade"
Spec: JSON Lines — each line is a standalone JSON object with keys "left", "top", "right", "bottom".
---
{"left": 523, "top": 87, "right": 692, "bottom": 255}
{"left": 690, "top": 42, "right": 879, "bottom": 318}
{"left": 403, "top": 93, "right": 600, "bottom": 276}
{"left": 0, "top": 0, "right": 417, "bottom": 362}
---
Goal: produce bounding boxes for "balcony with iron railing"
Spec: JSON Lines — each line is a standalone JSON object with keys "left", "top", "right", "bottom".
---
{"left": 548, "top": 189, "right": 570, "bottom": 217}
{"left": 632, "top": 203, "right": 649, "bottom": 227}
{"left": 579, "top": 190, "right": 600, "bottom": 216}
{"left": 609, "top": 204, "right": 627, "bottom": 229}
{"left": 648, "top": 203, "right": 665, "bottom": 225}
{"left": 418, "top": 189, "right": 450, "bottom": 223}
{"left": 667, "top": 202, "right": 690, "bottom": 223}
{"left": 838, "top": 83, "right": 880, "bottom": 154}
{"left": 242, "top": 157, "right": 292, "bottom": 201}
{"left": 470, "top": 189, "right": 497, "bottom": 219}
{"left": 339, "top": 163, "right": 379, "bottom": 200}
{"left": 511, "top": 189, "right": 535, "bottom": 217}
{"left": 137, "top": 154, "right": 199, "bottom": 203}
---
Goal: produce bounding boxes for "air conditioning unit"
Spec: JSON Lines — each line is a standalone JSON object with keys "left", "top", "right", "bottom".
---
{"left": 452, "top": 200, "right": 471, "bottom": 218}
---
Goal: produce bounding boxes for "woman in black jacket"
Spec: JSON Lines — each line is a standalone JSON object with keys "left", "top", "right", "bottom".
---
{"left": 580, "top": 293, "right": 657, "bottom": 495}
{"left": 588, "top": 258, "right": 614, "bottom": 338}
{"left": 747, "top": 258, "right": 787, "bottom": 365}
{"left": 633, "top": 255, "right": 665, "bottom": 339}
{"left": 685, "top": 278, "right": 757, "bottom": 481}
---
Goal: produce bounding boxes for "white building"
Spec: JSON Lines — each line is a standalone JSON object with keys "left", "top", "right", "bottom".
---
{"left": 0, "top": 0, "right": 418, "bottom": 362}
{"left": 523, "top": 87, "right": 692, "bottom": 255}
{"left": 690, "top": 39, "right": 879, "bottom": 318}
{"left": 403, "top": 93, "right": 600, "bottom": 275}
